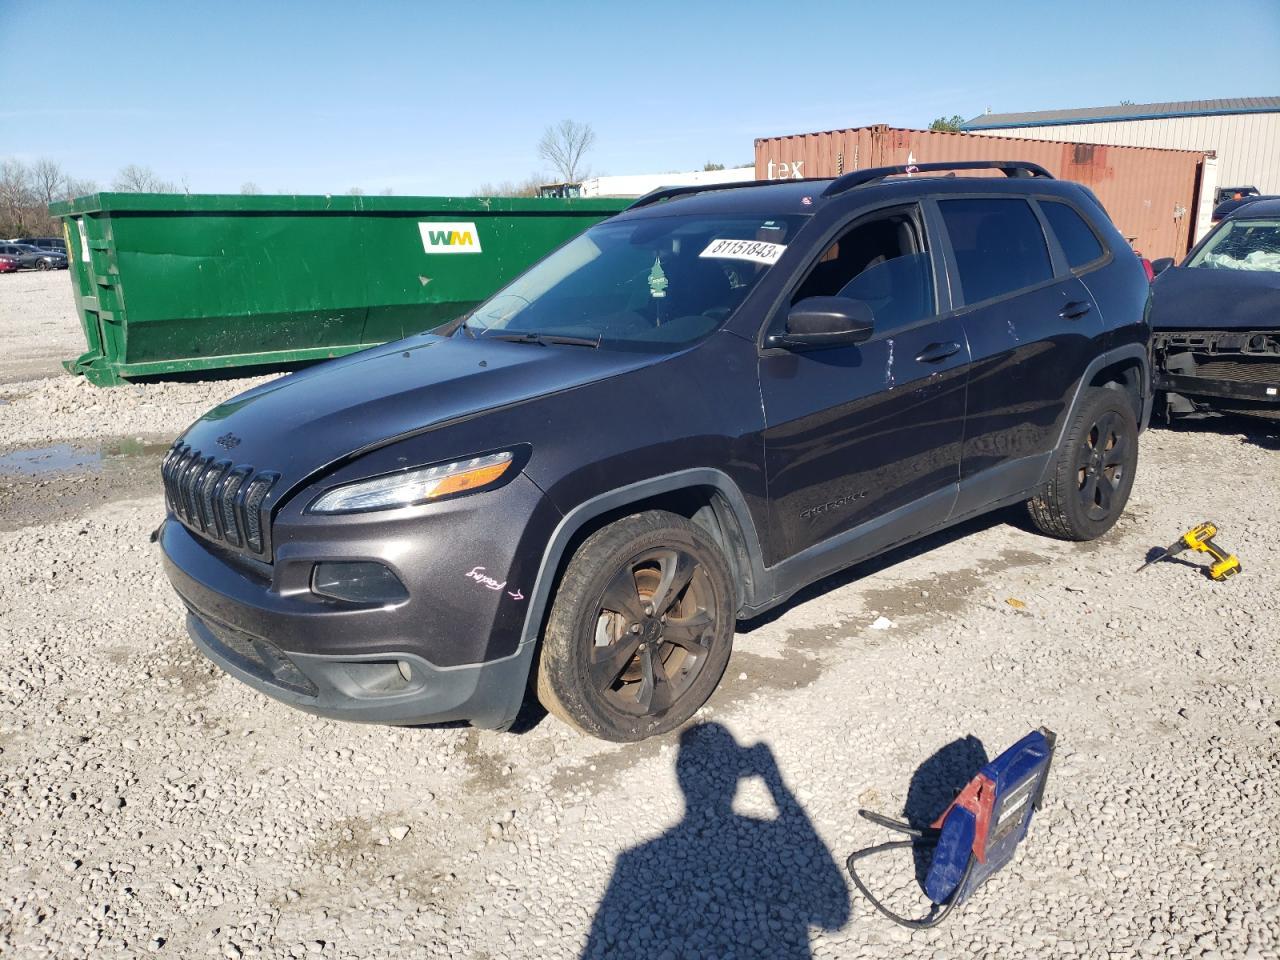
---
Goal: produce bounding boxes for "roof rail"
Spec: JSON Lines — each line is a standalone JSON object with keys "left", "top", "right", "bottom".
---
{"left": 821, "top": 161, "right": 1053, "bottom": 198}
{"left": 627, "top": 178, "right": 826, "bottom": 210}
{"left": 625, "top": 160, "right": 1054, "bottom": 210}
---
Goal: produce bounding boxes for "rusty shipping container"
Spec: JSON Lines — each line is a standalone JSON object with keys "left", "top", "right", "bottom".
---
{"left": 754, "top": 125, "right": 1210, "bottom": 259}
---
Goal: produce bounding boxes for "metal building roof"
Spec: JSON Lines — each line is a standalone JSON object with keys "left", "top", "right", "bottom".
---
{"left": 963, "top": 97, "right": 1280, "bottom": 130}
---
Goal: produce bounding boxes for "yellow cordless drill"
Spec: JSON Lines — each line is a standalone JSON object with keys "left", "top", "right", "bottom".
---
{"left": 1137, "top": 522, "right": 1242, "bottom": 581}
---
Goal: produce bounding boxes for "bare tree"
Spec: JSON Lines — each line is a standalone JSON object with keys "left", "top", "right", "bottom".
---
{"left": 63, "top": 177, "right": 98, "bottom": 201}
{"left": 0, "top": 158, "right": 36, "bottom": 232}
{"left": 379, "top": 188, "right": 394, "bottom": 196}
{"left": 347, "top": 187, "right": 365, "bottom": 196}
{"left": 30, "top": 158, "right": 67, "bottom": 205}
{"left": 471, "top": 175, "right": 544, "bottom": 198}
{"left": 240, "top": 181, "right": 261, "bottom": 195}
{"left": 0, "top": 158, "right": 99, "bottom": 234}
{"left": 537, "top": 119, "right": 596, "bottom": 184}
{"left": 113, "top": 164, "right": 177, "bottom": 193}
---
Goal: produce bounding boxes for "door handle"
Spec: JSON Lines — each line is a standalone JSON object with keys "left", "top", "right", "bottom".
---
{"left": 915, "top": 341, "right": 961, "bottom": 363}
{"left": 1060, "top": 300, "right": 1093, "bottom": 320}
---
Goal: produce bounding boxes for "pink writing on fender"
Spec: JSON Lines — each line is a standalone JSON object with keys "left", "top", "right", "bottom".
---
{"left": 465, "top": 566, "right": 507, "bottom": 591}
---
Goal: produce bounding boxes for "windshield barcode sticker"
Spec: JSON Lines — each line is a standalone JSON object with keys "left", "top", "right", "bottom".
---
{"left": 699, "top": 239, "right": 786, "bottom": 266}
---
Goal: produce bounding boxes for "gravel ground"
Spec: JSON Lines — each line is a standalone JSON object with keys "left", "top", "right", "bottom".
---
{"left": 1, "top": 271, "right": 1278, "bottom": 959}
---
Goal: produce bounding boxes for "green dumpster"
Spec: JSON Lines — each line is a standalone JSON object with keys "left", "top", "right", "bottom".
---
{"left": 49, "top": 192, "right": 629, "bottom": 386}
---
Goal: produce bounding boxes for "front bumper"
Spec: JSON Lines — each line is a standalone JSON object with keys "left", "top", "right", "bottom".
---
{"left": 184, "top": 608, "right": 533, "bottom": 728}
{"left": 159, "top": 469, "right": 560, "bottom": 729}
{"left": 1153, "top": 329, "right": 1280, "bottom": 416}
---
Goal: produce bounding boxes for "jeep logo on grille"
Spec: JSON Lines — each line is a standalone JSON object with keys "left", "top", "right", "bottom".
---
{"left": 216, "top": 432, "right": 241, "bottom": 450}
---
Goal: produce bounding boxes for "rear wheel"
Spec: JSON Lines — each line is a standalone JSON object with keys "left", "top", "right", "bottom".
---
{"left": 1027, "top": 386, "right": 1138, "bottom": 541}
{"left": 535, "top": 511, "right": 735, "bottom": 741}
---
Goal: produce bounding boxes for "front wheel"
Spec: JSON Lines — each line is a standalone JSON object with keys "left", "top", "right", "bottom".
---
{"left": 535, "top": 511, "right": 735, "bottom": 741}
{"left": 1027, "top": 386, "right": 1139, "bottom": 541}
{"left": 35, "top": 259, "right": 51, "bottom": 271}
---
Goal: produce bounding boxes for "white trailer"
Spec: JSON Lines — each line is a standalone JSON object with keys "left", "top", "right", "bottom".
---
{"left": 576, "top": 167, "right": 755, "bottom": 198}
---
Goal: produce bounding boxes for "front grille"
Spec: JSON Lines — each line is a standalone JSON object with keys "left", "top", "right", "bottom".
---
{"left": 1193, "top": 359, "right": 1280, "bottom": 386}
{"left": 162, "top": 442, "right": 279, "bottom": 556}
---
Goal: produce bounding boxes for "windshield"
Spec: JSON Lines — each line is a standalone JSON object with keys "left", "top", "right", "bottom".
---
{"left": 1187, "top": 218, "right": 1280, "bottom": 272}
{"left": 463, "top": 213, "right": 805, "bottom": 350}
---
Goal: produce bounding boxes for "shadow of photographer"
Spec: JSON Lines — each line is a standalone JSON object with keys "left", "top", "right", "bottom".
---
{"left": 581, "top": 722, "right": 849, "bottom": 960}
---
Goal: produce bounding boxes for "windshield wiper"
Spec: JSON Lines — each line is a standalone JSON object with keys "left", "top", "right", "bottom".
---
{"left": 487, "top": 331, "right": 601, "bottom": 349}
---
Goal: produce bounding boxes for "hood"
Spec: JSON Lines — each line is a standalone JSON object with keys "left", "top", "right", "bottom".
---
{"left": 1150, "top": 265, "right": 1280, "bottom": 331}
{"left": 179, "top": 332, "right": 664, "bottom": 488}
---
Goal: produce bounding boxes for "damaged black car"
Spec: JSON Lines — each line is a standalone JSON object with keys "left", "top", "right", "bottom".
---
{"left": 1150, "top": 198, "right": 1280, "bottom": 420}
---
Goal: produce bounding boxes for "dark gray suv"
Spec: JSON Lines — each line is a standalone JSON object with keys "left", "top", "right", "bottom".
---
{"left": 160, "top": 161, "right": 1152, "bottom": 741}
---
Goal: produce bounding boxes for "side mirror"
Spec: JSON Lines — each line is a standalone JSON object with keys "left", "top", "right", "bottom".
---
{"left": 772, "top": 296, "right": 874, "bottom": 351}
{"left": 1151, "top": 257, "right": 1175, "bottom": 276}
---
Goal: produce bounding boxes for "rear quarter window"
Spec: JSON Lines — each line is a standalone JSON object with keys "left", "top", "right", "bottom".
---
{"left": 1040, "top": 200, "right": 1104, "bottom": 269}
{"left": 938, "top": 198, "right": 1053, "bottom": 304}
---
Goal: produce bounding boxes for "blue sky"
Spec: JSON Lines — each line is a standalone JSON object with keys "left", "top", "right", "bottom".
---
{"left": 3, "top": 0, "right": 1278, "bottom": 195}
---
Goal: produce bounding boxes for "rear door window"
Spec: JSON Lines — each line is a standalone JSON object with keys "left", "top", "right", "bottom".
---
{"left": 1040, "top": 200, "right": 1104, "bottom": 269}
{"left": 938, "top": 198, "right": 1054, "bottom": 304}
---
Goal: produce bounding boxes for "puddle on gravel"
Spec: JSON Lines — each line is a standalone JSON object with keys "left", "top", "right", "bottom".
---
{"left": 0, "top": 443, "right": 104, "bottom": 476}
{"left": 0, "top": 436, "right": 172, "bottom": 530}
{"left": 0, "top": 437, "right": 169, "bottom": 477}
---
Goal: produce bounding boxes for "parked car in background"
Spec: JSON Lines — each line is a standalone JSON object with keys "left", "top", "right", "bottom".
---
{"left": 1150, "top": 198, "right": 1280, "bottom": 420}
{"left": 0, "top": 253, "right": 20, "bottom": 273}
{"left": 1211, "top": 194, "right": 1279, "bottom": 225}
{"left": 159, "top": 160, "right": 1152, "bottom": 742}
{"left": 1214, "top": 185, "right": 1259, "bottom": 206}
{"left": 11, "top": 236, "right": 67, "bottom": 253}
{"left": 0, "top": 242, "right": 68, "bottom": 271}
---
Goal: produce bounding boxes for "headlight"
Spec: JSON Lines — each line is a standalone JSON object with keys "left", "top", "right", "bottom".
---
{"left": 308, "top": 450, "right": 515, "bottom": 514}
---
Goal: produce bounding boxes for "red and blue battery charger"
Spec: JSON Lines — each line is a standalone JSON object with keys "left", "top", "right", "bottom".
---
{"left": 847, "top": 727, "right": 1056, "bottom": 928}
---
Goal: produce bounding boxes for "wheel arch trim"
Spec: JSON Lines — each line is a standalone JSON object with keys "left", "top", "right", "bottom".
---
{"left": 483, "top": 470, "right": 768, "bottom": 730}
{"left": 521, "top": 470, "right": 768, "bottom": 647}
{"left": 1056, "top": 343, "right": 1152, "bottom": 450}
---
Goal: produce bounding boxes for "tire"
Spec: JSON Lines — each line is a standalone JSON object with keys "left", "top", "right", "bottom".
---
{"left": 35, "top": 259, "right": 51, "bottom": 271}
{"left": 535, "top": 510, "right": 735, "bottom": 741}
{"left": 1027, "top": 386, "right": 1139, "bottom": 541}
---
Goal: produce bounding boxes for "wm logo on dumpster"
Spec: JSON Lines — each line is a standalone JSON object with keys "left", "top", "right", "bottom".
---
{"left": 419, "top": 221, "right": 482, "bottom": 254}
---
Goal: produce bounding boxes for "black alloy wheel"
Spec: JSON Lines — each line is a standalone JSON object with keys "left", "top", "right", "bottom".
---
{"left": 1027, "top": 386, "right": 1139, "bottom": 541}
{"left": 1075, "top": 408, "right": 1129, "bottom": 521}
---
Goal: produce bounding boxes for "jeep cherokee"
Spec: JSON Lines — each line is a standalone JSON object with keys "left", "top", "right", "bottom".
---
{"left": 160, "top": 161, "right": 1152, "bottom": 742}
